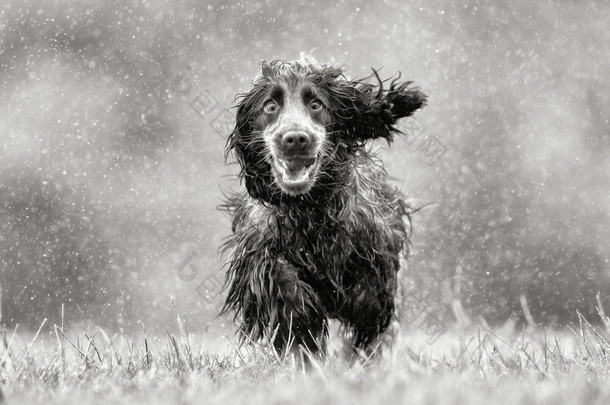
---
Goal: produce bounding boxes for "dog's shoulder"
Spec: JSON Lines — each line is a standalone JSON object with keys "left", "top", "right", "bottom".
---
{"left": 221, "top": 191, "right": 276, "bottom": 234}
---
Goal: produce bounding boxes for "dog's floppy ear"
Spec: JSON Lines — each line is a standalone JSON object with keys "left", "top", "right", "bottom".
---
{"left": 384, "top": 76, "right": 427, "bottom": 120}
{"left": 353, "top": 71, "right": 427, "bottom": 143}
{"left": 226, "top": 80, "right": 277, "bottom": 203}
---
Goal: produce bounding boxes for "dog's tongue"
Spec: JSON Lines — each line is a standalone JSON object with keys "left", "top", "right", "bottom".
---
{"left": 286, "top": 157, "right": 315, "bottom": 173}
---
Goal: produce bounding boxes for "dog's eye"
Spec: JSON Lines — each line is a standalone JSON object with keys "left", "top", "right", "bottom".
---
{"left": 309, "top": 99, "right": 323, "bottom": 111}
{"left": 263, "top": 100, "right": 278, "bottom": 114}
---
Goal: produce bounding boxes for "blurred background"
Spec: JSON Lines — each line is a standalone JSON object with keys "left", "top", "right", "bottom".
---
{"left": 0, "top": 0, "right": 608, "bottom": 334}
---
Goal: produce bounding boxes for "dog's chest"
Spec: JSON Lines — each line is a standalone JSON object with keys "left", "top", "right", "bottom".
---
{"left": 274, "top": 207, "right": 353, "bottom": 273}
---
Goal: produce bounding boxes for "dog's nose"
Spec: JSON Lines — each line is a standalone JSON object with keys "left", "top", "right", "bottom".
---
{"left": 282, "top": 131, "right": 311, "bottom": 155}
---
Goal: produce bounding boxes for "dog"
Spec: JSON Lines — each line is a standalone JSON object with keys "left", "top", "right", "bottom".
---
{"left": 221, "top": 57, "right": 426, "bottom": 356}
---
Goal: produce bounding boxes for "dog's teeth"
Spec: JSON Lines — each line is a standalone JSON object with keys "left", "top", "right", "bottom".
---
{"left": 274, "top": 156, "right": 319, "bottom": 186}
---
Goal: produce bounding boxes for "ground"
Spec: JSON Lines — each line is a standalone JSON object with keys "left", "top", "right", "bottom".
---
{"left": 2, "top": 317, "right": 609, "bottom": 405}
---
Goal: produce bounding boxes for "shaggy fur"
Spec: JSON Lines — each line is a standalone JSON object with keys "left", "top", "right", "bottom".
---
{"left": 221, "top": 58, "right": 426, "bottom": 355}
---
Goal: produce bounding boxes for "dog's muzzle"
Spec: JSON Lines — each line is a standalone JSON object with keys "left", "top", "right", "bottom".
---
{"left": 270, "top": 126, "right": 323, "bottom": 195}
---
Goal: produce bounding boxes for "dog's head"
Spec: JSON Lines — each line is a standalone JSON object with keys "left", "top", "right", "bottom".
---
{"left": 227, "top": 58, "right": 427, "bottom": 202}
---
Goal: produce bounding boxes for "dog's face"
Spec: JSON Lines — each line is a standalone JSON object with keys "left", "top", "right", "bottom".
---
{"left": 229, "top": 60, "right": 346, "bottom": 198}
{"left": 254, "top": 73, "right": 330, "bottom": 195}
{"left": 228, "top": 59, "right": 427, "bottom": 202}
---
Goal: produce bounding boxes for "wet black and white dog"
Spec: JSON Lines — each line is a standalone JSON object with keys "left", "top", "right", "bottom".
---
{"left": 221, "top": 57, "right": 426, "bottom": 355}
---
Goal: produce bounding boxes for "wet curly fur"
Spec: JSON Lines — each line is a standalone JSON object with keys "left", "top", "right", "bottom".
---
{"left": 221, "top": 57, "right": 426, "bottom": 355}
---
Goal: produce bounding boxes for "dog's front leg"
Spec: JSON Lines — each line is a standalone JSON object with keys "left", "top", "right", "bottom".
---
{"left": 223, "top": 238, "right": 326, "bottom": 356}
{"left": 270, "top": 258, "right": 327, "bottom": 356}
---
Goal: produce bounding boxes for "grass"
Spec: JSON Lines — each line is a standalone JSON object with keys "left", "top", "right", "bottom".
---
{"left": 1, "top": 313, "right": 610, "bottom": 405}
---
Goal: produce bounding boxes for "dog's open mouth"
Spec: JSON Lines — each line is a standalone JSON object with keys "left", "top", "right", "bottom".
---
{"left": 276, "top": 157, "right": 316, "bottom": 183}
{"left": 272, "top": 156, "right": 319, "bottom": 193}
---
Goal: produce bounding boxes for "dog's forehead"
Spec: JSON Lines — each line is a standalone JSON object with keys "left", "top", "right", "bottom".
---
{"left": 264, "top": 58, "right": 324, "bottom": 75}
{"left": 258, "top": 63, "right": 332, "bottom": 100}
{"left": 275, "top": 74, "right": 317, "bottom": 95}
{"left": 260, "top": 60, "right": 339, "bottom": 84}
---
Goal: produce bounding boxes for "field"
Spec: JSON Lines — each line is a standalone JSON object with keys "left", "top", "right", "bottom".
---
{"left": 2, "top": 317, "right": 610, "bottom": 405}
{"left": 1, "top": 0, "right": 609, "bottom": 404}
